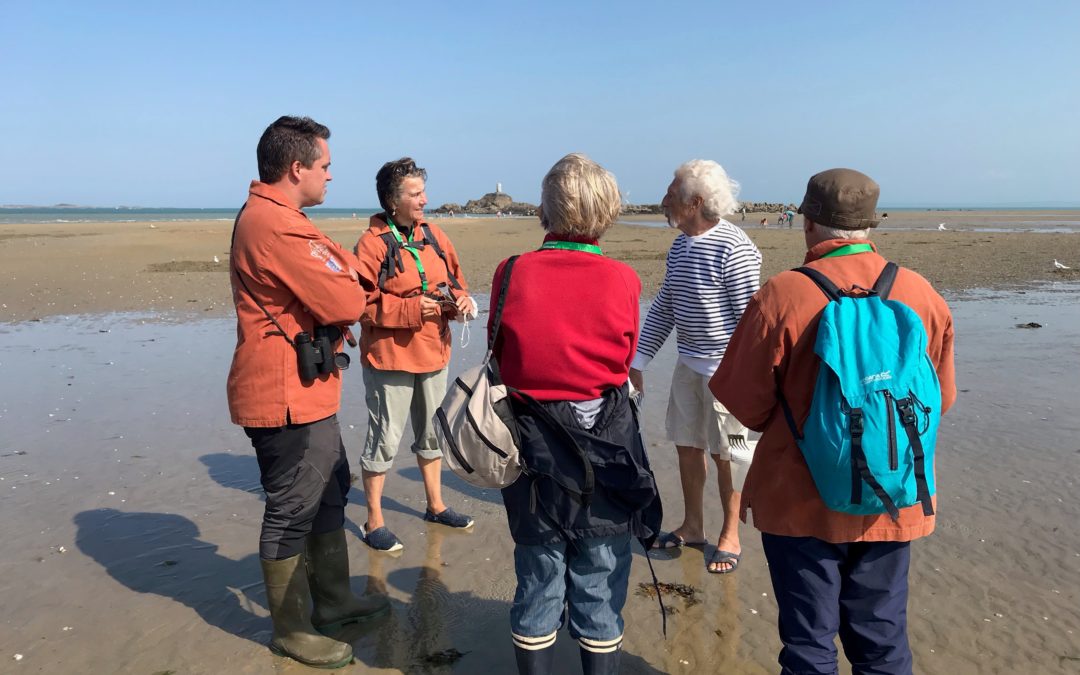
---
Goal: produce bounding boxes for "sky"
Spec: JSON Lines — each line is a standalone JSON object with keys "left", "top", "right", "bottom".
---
{"left": 2, "top": 1, "right": 1079, "bottom": 208}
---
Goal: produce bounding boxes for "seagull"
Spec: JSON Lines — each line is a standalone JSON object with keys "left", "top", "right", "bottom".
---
{"left": 149, "top": 224, "right": 157, "bottom": 229}
{"left": 213, "top": 255, "right": 220, "bottom": 264}
{"left": 1054, "top": 259, "right": 1071, "bottom": 270}
{"left": 937, "top": 223, "right": 947, "bottom": 231}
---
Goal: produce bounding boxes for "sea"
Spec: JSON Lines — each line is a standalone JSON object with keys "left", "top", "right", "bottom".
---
{"left": 621, "top": 206, "right": 1080, "bottom": 233}
{"left": 5, "top": 206, "right": 1080, "bottom": 233}
{"left": 0, "top": 207, "right": 381, "bottom": 225}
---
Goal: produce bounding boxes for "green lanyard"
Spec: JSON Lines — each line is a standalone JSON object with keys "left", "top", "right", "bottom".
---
{"left": 820, "top": 243, "right": 873, "bottom": 258}
{"left": 539, "top": 240, "right": 603, "bottom": 255}
{"left": 387, "top": 218, "right": 429, "bottom": 292}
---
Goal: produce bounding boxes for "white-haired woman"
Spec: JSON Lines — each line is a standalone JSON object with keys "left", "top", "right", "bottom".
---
{"left": 490, "top": 154, "right": 662, "bottom": 674}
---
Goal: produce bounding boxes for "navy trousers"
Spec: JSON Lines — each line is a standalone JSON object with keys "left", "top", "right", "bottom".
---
{"left": 761, "top": 533, "right": 913, "bottom": 675}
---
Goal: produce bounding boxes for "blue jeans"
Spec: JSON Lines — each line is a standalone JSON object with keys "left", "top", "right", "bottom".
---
{"left": 762, "top": 533, "right": 913, "bottom": 675}
{"left": 510, "top": 533, "right": 631, "bottom": 653}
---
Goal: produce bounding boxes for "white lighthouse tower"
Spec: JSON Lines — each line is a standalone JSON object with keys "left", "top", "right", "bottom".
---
{"left": 496, "top": 182, "right": 503, "bottom": 194}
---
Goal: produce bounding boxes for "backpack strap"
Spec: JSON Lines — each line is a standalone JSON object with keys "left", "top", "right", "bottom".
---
{"left": 778, "top": 267, "right": 842, "bottom": 437}
{"left": 894, "top": 396, "right": 936, "bottom": 516}
{"left": 797, "top": 261, "right": 900, "bottom": 301}
{"left": 421, "top": 223, "right": 464, "bottom": 290}
{"left": 487, "top": 255, "right": 519, "bottom": 351}
{"left": 847, "top": 406, "right": 901, "bottom": 520}
{"left": 794, "top": 266, "right": 843, "bottom": 301}
{"left": 377, "top": 231, "right": 407, "bottom": 290}
{"left": 777, "top": 381, "right": 803, "bottom": 442}
{"left": 872, "top": 262, "right": 899, "bottom": 300}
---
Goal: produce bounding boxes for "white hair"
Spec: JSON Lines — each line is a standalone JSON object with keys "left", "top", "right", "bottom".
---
{"left": 813, "top": 222, "right": 871, "bottom": 240}
{"left": 674, "top": 159, "right": 740, "bottom": 221}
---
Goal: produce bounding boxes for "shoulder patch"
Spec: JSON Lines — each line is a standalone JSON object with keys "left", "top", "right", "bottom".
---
{"left": 310, "top": 240, "right": 345, "bottom": 274}
{"left": 309, "top": 240, "right": 331, "bottom": 261}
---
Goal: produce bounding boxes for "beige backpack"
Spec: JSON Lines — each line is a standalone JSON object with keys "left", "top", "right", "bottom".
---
{"left": 434, "top": 256, "right": 522, "bottom": 488}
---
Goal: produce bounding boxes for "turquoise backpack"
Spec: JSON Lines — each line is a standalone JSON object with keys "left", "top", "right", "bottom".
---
{"left": 780, "top": 262, "right": 940, "bottom": 520}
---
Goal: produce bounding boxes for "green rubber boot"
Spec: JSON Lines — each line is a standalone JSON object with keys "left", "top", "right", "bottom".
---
{"left": 306, "top": 528, "right": 391, "bottom": 633}
{"left": 260, "top": 554, "right": 353, "bottom": 669}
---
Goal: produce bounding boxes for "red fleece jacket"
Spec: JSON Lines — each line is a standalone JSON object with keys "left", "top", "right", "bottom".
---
{"left": 489, "top": 236, "right": 641, "bottom": 401}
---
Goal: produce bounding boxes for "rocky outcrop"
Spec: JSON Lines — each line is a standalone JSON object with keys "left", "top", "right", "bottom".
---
{"left": 739, "top": 202, "right": 799, "bottom": 213}
{"left": 431, "top": 194, "right": 795, "bottom": 217}
{"left": 433, "top": 192, "right": 536, "bottom": 216}
{"left": 622, "top": 203, "right": 663, "bottom": 215}
{"left": 619, "top": 202, "right": 796, "bottom": 215}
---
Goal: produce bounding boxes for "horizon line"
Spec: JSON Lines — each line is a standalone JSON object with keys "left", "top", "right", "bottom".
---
{"left": 5, "top": 202, "right": 1080, "bottom": 211}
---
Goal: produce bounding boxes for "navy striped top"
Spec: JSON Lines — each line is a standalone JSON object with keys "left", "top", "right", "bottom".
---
{"left": 631, "top": 220, "right": 762, "bottom": 375}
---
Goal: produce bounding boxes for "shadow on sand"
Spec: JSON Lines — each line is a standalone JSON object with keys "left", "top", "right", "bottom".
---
{"left": 74, "top": 508, "right": 665, "bottom": 672}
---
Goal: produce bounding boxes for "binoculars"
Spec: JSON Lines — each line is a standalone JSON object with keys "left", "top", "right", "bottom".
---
{"left": 294, "top": 325, "right": 351, "bottom": 382}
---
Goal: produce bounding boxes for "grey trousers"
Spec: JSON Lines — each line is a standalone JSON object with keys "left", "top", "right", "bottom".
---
{"left": 245, "top": 414, "right": 352, "bottom": 560}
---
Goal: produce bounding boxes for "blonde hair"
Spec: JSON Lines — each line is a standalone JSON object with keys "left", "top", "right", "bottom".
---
{"left": 540, "top": 153, "right": 621, "bottom": 239}
{"left": 674, "top": 159, "right": 740, "bottom": 221}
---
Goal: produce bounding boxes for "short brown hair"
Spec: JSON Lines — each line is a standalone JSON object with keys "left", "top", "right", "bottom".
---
{"left": 256, "top": 116, "right": 330, "bottom": 183}
{"left": 540, "top": 153, "right": 621, "bottom": 239}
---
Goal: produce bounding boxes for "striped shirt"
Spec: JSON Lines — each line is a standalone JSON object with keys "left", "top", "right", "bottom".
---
{"left": 631, "top": 220, "right": 762, "bottom": 376}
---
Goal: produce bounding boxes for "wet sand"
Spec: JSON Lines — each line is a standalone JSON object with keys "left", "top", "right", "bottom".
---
{"left": 2, "top": 212, "right": 1080, "bottom": 322}
{"left": 1, "top": 215, "right": 1080, "bottom": 673}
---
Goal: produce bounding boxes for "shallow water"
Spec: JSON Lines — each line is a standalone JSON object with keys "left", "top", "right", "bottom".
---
{"left": 1, "top": 284, "right": 1079, "bottom": 673}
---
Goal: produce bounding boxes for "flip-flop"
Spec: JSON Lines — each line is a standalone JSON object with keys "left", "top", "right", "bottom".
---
{"left": 651, "top": 531, "right": 708, "bottom": 550}
{"left": 707, "top": 549, "right": 742, "bottom": 574}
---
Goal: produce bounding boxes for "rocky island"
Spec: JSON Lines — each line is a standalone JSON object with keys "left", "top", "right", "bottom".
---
{"left": 433, "top": 195, "right": 796, "bottom": 217}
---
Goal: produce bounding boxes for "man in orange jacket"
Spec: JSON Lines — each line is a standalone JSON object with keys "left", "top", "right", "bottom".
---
{"left": 227, "top": 116, "right": 388, "bottom": 669}
{"left": 711, "top": 168, "right": 955, "bottom": 674}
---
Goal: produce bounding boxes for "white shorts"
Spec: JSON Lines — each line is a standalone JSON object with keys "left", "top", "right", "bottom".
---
{"left": 665, "top": 360, "right": 746, "bottom": 458}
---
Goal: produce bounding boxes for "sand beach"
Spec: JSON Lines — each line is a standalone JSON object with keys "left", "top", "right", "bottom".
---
{"left": 1, "top": 213, "right": 1079, "bottom": 673}
{"left": 3, "top": 210, "right": 1080, "bottom": 323}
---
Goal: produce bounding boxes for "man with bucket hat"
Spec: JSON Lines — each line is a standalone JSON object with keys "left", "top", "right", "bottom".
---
{"left": 710, "top": 168, "right": 956, "bottom": 674}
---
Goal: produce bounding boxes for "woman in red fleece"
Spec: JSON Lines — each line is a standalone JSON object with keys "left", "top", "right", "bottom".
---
{"left": 490, "top": 154, "right": 660, "bottom": 675}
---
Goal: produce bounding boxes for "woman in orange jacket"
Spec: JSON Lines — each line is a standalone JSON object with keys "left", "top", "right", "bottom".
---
{"left": 353, "top": 158, "right": 477, "bottom": 552}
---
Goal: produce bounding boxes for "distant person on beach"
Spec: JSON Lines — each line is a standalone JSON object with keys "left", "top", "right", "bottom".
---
{"left": 760, "top": 216, "right": 768, "bottom": 228}
{"left": 227, "top": 116, "right": 388, "bottom": 669}
{"left": 628, "top": 159, "right": 762, "bottom": 573}
{"left": 491, "top": 153, "right": 661, "bottom": 673}
{"left": 710, "top": 168, "right": 956, "bottom": 674}
{"left": 353, "top": 157, "right": 477, "bottom": 553}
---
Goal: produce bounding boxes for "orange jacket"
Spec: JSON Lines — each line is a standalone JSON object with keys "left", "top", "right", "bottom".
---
{"left": 353, "top": 215, "right": 470, "bottom": 373}
{"left": 227, "top": 181, "right": 366, "bottom": 427}
{"left": 709, "top": 239, "right": 956, "bottom": 543}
